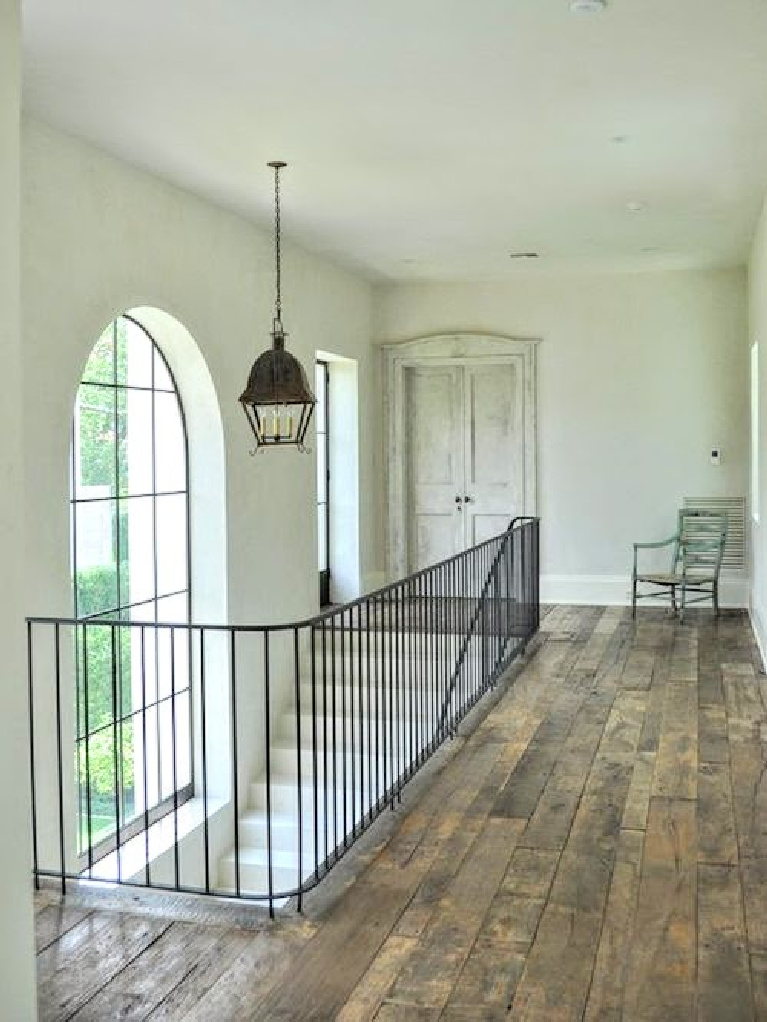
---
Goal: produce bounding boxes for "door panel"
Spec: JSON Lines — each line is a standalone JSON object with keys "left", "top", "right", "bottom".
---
{"left": 464, "top": 361, "right": 524, "bottom": 542}
{"left": 406, "top": 366, "right": 463, "bottom": 571}
{"left": 468, "top": 513, "right": 512, "bottom": 547}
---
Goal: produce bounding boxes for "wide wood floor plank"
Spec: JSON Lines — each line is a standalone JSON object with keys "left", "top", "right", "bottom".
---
{"left": 583, "top": 828, "right": 644, "bottom": 1022}
{"left": 622, "top": 798, "right": 697, "bottom": 1022}
{"left": 697, "top": 864, "right": 753, "bottom": 1022}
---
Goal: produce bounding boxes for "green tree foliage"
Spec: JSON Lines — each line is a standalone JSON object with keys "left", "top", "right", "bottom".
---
{"left": 74, "top": 319, "right": 136, "bottom": 848}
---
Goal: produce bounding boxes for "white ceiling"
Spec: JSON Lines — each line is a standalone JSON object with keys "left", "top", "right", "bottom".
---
{"left": 21, "top": 0, "right": 767, "bottom": 281}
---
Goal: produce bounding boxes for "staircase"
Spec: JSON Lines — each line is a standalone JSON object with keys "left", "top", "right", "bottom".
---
{"left": 218, "top": 628, "right": 463, "bottom": 897}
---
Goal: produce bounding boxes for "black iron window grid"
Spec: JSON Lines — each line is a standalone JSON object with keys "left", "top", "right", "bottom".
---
{"left": 28, "top": 517, "right": 539, "bottom": 916}
{"left": 70, "top": 314, "right": 192, "bottom": 863}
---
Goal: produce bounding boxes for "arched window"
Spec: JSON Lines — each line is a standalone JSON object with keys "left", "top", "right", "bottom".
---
{"left": 71, "top": 314, "right": 191, "bottom": 856}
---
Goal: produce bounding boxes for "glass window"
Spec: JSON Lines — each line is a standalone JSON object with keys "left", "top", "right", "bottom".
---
{"left": 71, "top": 315, "right": 191, "bottom": 857}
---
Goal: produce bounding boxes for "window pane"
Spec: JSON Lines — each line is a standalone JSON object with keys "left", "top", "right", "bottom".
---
{"left": 74, "top": 504, "right": 117, "bottom": 614}
{"left": 156, "top": 593, "right": 189, "bottom": 626}
{"left": 123, "top": 496, "right": 155, "bottom": 606}
{"left": 157, "top": 495, "right": 188, "bottom": 596}
{"left": 121, "top": 389, "right": 153, "bottom": 495}
{"left": 80, "top": 729, "right": 119, "bottom": 848}
{"left": 81, "top": 325, "right": 115, "bottom": 385}
{"left": 155, "top": 392, "right": 186, "bottom": 492}
{"left": 154, "top": 348, "right": 174, "bottom": 391}
{"left": 75, "top": 384, "right": 115, "bottom": 496}
{"left": 116, "top": 317, "right": 153, "bottom": 388}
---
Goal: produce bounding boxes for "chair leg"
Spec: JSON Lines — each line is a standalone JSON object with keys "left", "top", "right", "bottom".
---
{"left": 714, "top": 582, "right": 720, "bottom": 618}
{"left": 632, "top": 576, "right": 637, "bottom": 619}
{"left": 679, "top": 583, "right": 686, "bottom": 623}
{"left": 671, "top": 585, "right": 677, "bottom": 616}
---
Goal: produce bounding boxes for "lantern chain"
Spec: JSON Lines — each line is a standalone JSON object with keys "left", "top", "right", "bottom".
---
{"left": 274, "top": 163, "right": 282, "bottom": 325}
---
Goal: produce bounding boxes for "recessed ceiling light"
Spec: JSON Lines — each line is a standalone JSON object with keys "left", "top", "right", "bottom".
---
{"left": 611, "top": 134, "right": 630, "bottom": 145}
{"left": 626, "top": 201, "right": 646, "bottom": 214}
{"left": 570, "top": 0, "right": 607, "bottom": 13}
{"left": 509, "top": 252, "right": 540, "bottom": 260}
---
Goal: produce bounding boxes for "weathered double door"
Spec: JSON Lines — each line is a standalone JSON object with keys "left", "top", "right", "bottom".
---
{"left": 406, "top": 359, "right": 525, "bottom": 572}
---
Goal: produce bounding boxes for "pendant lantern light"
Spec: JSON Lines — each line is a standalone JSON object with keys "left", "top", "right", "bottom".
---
{"left": 240, "top": 161, "right": 316, "bottom": 452}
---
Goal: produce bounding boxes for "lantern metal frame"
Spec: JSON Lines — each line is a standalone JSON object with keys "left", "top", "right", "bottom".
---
{"left": 240, "top": 161, "right": 316, "bottom": 452}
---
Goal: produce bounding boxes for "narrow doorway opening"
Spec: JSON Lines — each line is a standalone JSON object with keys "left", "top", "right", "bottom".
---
{"left": 315, "top": 359, "right": 331, "bottom": 606}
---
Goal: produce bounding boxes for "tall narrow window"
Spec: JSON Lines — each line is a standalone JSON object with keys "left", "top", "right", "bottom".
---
{"left": 71, "top": 314, "right": 191, "bottom": 856}
{"left": 752, "top": 341, "right": 760, "bottom": 524}
{"left": 316, "top": 360, "right": 330, "bottom": 606}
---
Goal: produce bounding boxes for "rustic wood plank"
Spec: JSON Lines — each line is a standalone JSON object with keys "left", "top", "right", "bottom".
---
{"left": 697, "top": 864, "right": 753, "bottom": 1022}
{"left": 742, "top": 858, "right": 767, "bottom": 954}
{"left": 622, "top": 751, "right": 656, "bottom": 831}
{"left": 375, "top": 1003, "right": 440, "bottom": 1020}
{"left": 336, "top": 936, "right": 417, "bottom": 1022}
{"left": 698, "top": 704, "right": 729, "bottom": 764}
{"left": 37, "top": 911, "right": 172, "bottom": 1022}
{"left": 698, "top": 761, "right": 738, "bottom": 865}
{"left": 180, "top": 921, "right": 318, "bottom": 1022}
{"left": 583, "top": 828, "right": 644, "bottom": 1022}
{"left": 751, "top": 953, "right": 767, "bottom": 1021}
{"left": 622, "top": 798, "right": 697, "bottom": 1022}
{"left": 444, "top": 942, "right": 526, "bottom": 1015}
{"left": 144, "top": 927, "right": 256, "bottom": 1021}
{"left": 35, "top": 904, "right": 93, "bottom": 954}
{"left": 386, "top": 818, "right": 525, "bottom": 1011}
{"left": 506, "top": 903, "right": 604, "bottom": 1021}
{"left": 69, "top": 921, "right": 231, "bottom": 1021}
{"left": 652, "top": 681, "right": 698, "bottom": 800}
{"left": 621, "top": 648, "right": 656, "bottom": 691}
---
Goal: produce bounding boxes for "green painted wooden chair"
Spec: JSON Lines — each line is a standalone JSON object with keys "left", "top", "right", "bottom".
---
{"left": 631, "top": 509, "right": 727, "bottom": 620}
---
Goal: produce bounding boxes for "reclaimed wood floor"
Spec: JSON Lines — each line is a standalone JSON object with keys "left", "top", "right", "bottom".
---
{"left": 35, "top": 606, "right": 767, "bottom": 1021}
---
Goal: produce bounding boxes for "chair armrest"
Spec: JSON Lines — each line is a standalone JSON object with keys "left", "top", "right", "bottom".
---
{"left": 633, "top": 534, "right": 678, "bottom": 550}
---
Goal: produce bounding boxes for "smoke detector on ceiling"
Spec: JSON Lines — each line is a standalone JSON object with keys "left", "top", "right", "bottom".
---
{"left": 570, "top": 0, "right": 607, "bottom": 12}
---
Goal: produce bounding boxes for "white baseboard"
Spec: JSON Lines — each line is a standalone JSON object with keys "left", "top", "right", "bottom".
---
{"left": 540, "top": 573, "right": 749, "bottom": 609}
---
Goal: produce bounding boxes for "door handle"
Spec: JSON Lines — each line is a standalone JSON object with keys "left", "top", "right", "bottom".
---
{"left": 464, "top": 495, "right": 474, "bottom": 504}
{"left": 454, "top": 495, "right": 463, "bottom": 510}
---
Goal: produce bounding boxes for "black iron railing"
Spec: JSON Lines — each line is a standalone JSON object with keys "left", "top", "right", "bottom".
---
{"left": 26, "top": 517, "right": 539, "bottom": 914}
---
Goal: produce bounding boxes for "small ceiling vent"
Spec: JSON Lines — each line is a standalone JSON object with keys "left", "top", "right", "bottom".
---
{"left": 570, "top": 0, "right": 607, "bottom": 12}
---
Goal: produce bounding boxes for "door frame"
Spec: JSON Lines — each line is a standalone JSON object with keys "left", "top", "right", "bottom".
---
{"left": 383, "top": 333, "right": 540, "bottom": 579}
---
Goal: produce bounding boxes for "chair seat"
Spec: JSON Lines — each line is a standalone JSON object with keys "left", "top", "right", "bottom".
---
{"left": 636, "top": 572, "right": 715, "bottom": 585}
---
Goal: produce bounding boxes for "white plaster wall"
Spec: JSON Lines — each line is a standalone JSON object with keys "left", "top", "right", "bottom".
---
{"left": 748, "top": 197, "right": 767, "bottom": 657}
{"left": 0, "top": 1, "right": 37, "bottom": 1016}
{"left": 22, "top": 117, "right": 375, "bottom": 627}
{"left": 374, "top": 270, "right": 749, "bottom": 604}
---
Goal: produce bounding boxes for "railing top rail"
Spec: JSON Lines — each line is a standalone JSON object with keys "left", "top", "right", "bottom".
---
{"left": 26, "top": 516, "right": 539, "bottom": 634}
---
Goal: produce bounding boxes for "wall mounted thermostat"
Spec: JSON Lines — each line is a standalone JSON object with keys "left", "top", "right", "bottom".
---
{"left": 711, "top": 448, "right": 721, "bottom": 465}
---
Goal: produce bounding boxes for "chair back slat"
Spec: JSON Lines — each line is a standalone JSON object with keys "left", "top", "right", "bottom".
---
{"left": 676, "top": 509, "right": 727, "bottom": 579}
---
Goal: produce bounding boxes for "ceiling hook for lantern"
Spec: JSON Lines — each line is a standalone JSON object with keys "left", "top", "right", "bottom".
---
{"left": 239, "top": 161, "right": 316, "bottom": 453}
